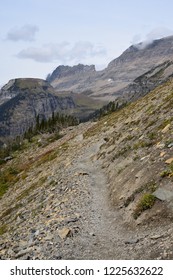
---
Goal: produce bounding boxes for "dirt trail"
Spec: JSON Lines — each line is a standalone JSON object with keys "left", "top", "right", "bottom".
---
{"left": 69, "top": 139, "right": 139, "bottom": 259}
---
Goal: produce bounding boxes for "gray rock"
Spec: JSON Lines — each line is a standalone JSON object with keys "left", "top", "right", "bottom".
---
{"left": 15, "top": 248, "right": 33, "bottom": 258}
{"left": 53, "top": 254, "right": 62, "bottom": 260}
{"left": 89, "top": 232, "right": 96, "bottom": 236}
{"left": 44, "top": 234, "right": 54, "bottom": 241}
{"left": 66, "top": 217, "right": 79, "bottom": 224}
{"left": 4, "top": 156, "right": 13, "bottom": 161}
{"left": 153, "top": 188, "right": 173, "bottom": 202}
{"left": 58, "top": 228, "right": 71, "bottom": 239}
{"left": 150, "top": 234, "right": 164, "bottom": 240}
{"left": 124, "top": 238, "right": 139, "bottom": 244}
{"left": 167, "top": 143, "right": 173, "bottom": 148}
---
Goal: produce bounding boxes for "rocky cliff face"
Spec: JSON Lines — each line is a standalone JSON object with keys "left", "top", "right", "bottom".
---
{"left": 0, "top": 78, "right": 76, "bottom": 143}
{"left": 47, "top": 36, "right": 173, "bottom": 101}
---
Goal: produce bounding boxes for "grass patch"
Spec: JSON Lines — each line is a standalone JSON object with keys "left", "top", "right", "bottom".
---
{"left": 0, "top": 224, "right": 7, "bottom": 235}
{"left": 0, "top": 203, "right": 23, "bottom": 220}
{"left": 133, "top": 193, "right": 156, "bottom": 219}
{"left": 147, "top": 132, "right": 157, "bottom": 140}
{"left": 0, "top": 167, "right": 21, "bottom": 198}
{"left": 160, "top": 169, "right": 172, "bottom": 178}
{"left": 133, "top": 140, "right": 153, "bottom": 150}
{"left": 124, "top": 181, "right": 157, "bottom": 207}
{"left": 34, "top": 149, "right": 59, "bottom": 167}
{"left": 16, "top": 183, "right": 37, "bottom": 201}
{"left": 146, "top": 120, "right": 156, "bottom": 128}
{"left": 123, "top": 135, "right": 134, "bottom": 142}
{"left": 158, "top": 119, "right": 171, "bottom": 130}
{"left": 160, "top": 162, "right": 173, "bottom": 178}
{"left": 112, "top": 145, "right": 131, "bottom": 160}
{"left": 83, "top": 122, "right": 102, "bottom": 138}
{"left": 17, "top": 176, "right": 47, "bottom": 202}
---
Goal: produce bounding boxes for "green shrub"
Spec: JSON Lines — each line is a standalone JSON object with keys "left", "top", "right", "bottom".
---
{"left": 133, "top": 193, "right": 156, "bottom": 219}
{"left": 160, "top": 169, "right": 172, "bottom": 178}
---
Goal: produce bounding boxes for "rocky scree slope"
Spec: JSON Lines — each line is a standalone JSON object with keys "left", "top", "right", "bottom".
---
{"left": 1, "top": 78, "right": 173, "bottom": 259}
{"left": 48, "top": 36, "right": 173, "bottom": 101}
{"left": 112, "top": 60, "right": 173, "bottom": 103}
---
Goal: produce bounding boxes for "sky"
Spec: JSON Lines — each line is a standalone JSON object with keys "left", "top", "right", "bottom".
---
{"left": 1, "top": 0, "right": 173, "bottom": 86}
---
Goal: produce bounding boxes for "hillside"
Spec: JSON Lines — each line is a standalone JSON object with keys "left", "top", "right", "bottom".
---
{"left": 1, "top": 77, "right": 173, "bottom": 259}
{"left": 112, "top": 60, "right": 173, "bottom": 103}
{"left": 47, "top": 36, "right": 173, "bottom": 101}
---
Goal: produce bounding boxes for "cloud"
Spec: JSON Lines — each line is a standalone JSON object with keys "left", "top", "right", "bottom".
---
{"left": 146, "top": 27, "right": 173, "bottom": 41}
{"left": 17, "top": 41, "right": 106, "bottom": 63}
{"left": 131, "top": 34, "right": 142, "bottom": 45}
{"left": 6, "top": 24, "right": 39, "bottom": 42}
{"left": 132, "top": 27, "right": 173, "bottom": 50}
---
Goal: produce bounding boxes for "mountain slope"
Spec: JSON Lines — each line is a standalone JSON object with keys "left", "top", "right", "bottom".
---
{"left": 112, "top": 60, "right": 173, "bottom": 103}
{"left": 47, "top": 36, "right": 173, "bottom": 101}
{"left": 1, "top": 78, "right": 173, "bottom": 259}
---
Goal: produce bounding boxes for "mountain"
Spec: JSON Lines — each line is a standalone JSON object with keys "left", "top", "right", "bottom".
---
{"left": 112, "top": 60, "right": 173, "bottom": 103}
{"left": 47, "top": 64, "right": 96, "bottom": 84}
{"left": 0, "top": 78, "right": 76, "bottom": 144}
{"left": 47, "top": 36, "right": 173, "bottom": 101}
{"left": 0, "top": 78, "right": 106, "bottom": 145}
{"left": 86, "top": 60, "right": 173, "bottom": 120}
{"left": 1, "top": 77, "right": 173, "bottom": 259}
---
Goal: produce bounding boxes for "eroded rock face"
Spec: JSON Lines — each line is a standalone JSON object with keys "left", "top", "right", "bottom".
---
{"left": 0, "top": 78, "right": 76, "bottom": 142}
{"left": 0, "top": 78, "right": 56, "bottom": 105}
{"left": 0, "top": 79, "right": 18, "bottom": 105}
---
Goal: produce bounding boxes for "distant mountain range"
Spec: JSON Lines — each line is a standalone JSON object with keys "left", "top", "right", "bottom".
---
{"left": 1, "top": 35, "right": 173, "bottom": 144}
{"left": 47, "top": 35, "right": 173, "bottom": 100}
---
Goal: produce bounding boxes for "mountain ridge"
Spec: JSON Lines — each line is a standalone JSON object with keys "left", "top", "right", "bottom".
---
{"left": 47, "top": 36, "right": 173, "bottom": 100}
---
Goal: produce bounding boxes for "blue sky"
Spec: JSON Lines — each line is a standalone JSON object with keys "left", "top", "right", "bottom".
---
{"left": 1, "top": 0, "right": 173, "bottom": 86}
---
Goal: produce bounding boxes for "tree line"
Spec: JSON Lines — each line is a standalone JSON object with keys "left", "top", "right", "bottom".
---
{"left": 0, "top": 112, "right": 79, "bottom": 163}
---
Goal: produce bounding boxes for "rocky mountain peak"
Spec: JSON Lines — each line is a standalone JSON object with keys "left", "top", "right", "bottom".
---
{"left": 1, "top": 78, "right": 54, "bottom": 93}
{"left": 47, "top": 64, "right": 96, "bottom": 83}
{"left": 0, "top": 78, "right": 55, "bottom": 106}
{"left": 108, "top": 35, "right": 173, "bottom": 69}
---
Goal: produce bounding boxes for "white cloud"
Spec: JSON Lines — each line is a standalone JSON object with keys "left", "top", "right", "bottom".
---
{"left": 132, "top": 27, "right": 173, "bottom": 50}
{"left": 131, "top": 34, "right": 142, "bottom": 45}
{"left": 146, "top": 27, "right": 173, "bottom": 41}
{"left": 17, "top": 41, "right": 107, "bottom": 63}
{"left": 6, "top": 24, "right": 39, "bottom": 42}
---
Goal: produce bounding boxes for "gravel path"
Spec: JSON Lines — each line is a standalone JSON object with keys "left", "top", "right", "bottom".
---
{"left": 62, "top": 139, "right": 137, "bottom": 259}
